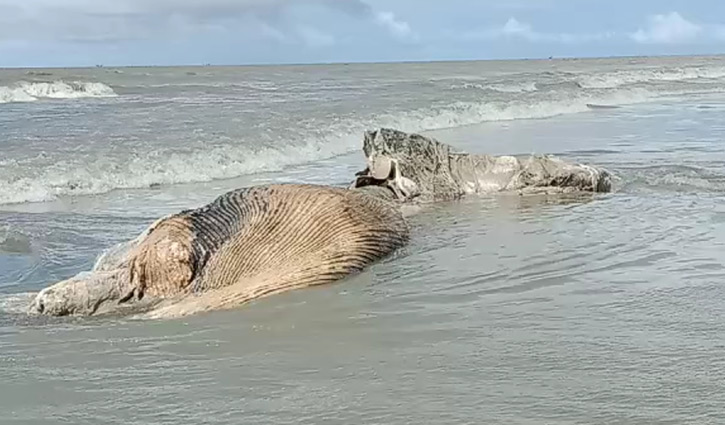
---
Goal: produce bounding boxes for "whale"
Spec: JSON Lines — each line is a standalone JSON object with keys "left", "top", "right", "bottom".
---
{"left": 28, "top": 128, "right": 613, "bottom": 319}
{"left": 29, "top": 184, "right": 409, "bottom": 318}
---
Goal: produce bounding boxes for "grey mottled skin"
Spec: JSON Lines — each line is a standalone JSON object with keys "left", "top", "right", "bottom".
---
{"left": 351, "top": 128, "right": 612, "bottom": 203}
{"left": 29, "top": 128, "right": 613, "bottom": 319}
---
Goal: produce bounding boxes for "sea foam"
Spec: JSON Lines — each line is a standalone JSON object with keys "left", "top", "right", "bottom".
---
{"left": 577, "top": 65, "right": 725, "bottom": 89}
{"left": 0, "top": 88, "right": 652, "bottom": 205}
{"left": 2, "top": 62, "right": 725, "bottom": 205}
{"left": 0, "top": 81, "right": 117, "bottom": 104}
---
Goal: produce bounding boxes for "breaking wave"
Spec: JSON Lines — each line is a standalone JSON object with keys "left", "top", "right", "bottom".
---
{"left": 0, "top": 229, "right": 32, "bottom": 255}
{"left": 451, "top": 81, "right": 538, "bottom": 93}
{"left": 0, "top": 87, "right": 654, "bottom": 205}
{"left": 3, "top": 61, "right": 725, "bottom": 205}
{"left": 0, "top": 293, "right": 36, "bottom": 315}
{"left": 0, "top": 81, "right": 116, "bottom": 104}
{"left": 577, "top": 65, "right": 725, "bottom": 89}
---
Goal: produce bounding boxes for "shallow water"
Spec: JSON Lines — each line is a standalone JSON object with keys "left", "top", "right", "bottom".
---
{"left": 3, "top": 55, "right": 725, "bottom": 204}
{"left": 3, "top": 59, "right": 725, "bottom": 424}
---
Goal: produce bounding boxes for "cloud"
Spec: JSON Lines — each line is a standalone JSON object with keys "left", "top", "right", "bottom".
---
{"left": 629, "top": 11, "right": 725, "bottom": 44}
{"left": 462, "top": 17, "right": 614, "bottom": 44}
{"left": 296, "top": 26, "right": 336, "bottom": 47}
{"left": 501, "top": 18, "right": 534, "bottom": 38}
{"left": 458, "top": 12, "right": 725, "bottom": 47}
{"left": 630, "top": 12, "right": 703, "bottom": 44}
{"left": 0, "top": 0, "right": 414, "bottom": 46}
{"left": 375, "top": 11, "right": 414, "bottom": 39}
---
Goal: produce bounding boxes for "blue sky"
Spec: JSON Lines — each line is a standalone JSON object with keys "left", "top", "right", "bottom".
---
{"left": 1, "top": 0, "right": 725, "bottom": 67}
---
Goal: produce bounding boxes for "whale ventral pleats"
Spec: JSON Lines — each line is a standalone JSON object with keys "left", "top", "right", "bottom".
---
{"left": 29, "top": 128, "right": 613, "bottom": 319}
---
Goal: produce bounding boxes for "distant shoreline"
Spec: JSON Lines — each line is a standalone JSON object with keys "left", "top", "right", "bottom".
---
{"left": 2, "top": 52, "right": 725, "bottom": 71}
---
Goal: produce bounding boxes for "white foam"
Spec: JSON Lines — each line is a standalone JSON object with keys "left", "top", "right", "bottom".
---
{"left": 0, "top": 136, "right": 360, "bottom": 204}
{"left": 0, "top": 87, "right": 37, "bottom": 103}
{"left": 0, "top": 293, "right": 35, "bottom": 314}
{"left": 451, "top": 81, "right": 538, "bottom": 93}
{"left": 577, "top": 66, "right": 725, "bottom": 89}
{"left": 0, "top": 87, "right": 655, "bottom": 206}
{"left": 0, "top": 80, "right": 117, "bottom": 104}
{"left": 387, "top": 88, "right": 651, "bottom": 130}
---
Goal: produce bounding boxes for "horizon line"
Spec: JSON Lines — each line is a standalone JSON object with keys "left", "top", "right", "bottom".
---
{"left": 1, "top": 52, "right": 724, "bottom": 70}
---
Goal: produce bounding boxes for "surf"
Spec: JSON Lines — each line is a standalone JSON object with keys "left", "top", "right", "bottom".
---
{"left": 0, "top": 80, "right": 116, "bottom": 104}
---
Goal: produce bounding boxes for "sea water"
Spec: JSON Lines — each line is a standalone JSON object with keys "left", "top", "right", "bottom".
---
{"left": 1, "top": 56, "right": 725, "bottom": 424}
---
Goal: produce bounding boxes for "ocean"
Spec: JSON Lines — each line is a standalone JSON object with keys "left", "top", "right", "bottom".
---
{"left": 1, "top": 55, "right": 725, "bottom": 424}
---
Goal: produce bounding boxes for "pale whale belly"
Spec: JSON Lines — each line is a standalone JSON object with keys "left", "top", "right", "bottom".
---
{"left": 30, "top": 183, "right": 410, "bottom": 319}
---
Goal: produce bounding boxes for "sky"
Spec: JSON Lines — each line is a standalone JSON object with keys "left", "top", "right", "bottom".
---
{"left": 1, "top": 0, "right": 725, "bottom": 67}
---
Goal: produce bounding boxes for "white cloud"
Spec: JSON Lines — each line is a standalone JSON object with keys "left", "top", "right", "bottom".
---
{"left": 0, "top": 0, "right": 414, "bottom": 45}
{"left": 630, "top": 12, "right": 703, "bottom": 44}
{"left": 375, "top": 11, "right": 413, "bottom": 39}
{"left": 501, "top": 18, "right": 533, "bottom": 37}
{"left": 460, "top": 12, "right": 725, "bottom": 47}
{"left": 462, "top": 17, "right": 614, "bottom": 44}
